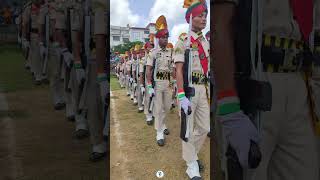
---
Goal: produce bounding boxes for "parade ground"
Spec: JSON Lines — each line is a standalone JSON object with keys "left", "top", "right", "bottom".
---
{"left": 0, "top": 44, "right": 107, "bottom": 180}
{"left": 110, "top": 75, "right": 210, "bottom": 180}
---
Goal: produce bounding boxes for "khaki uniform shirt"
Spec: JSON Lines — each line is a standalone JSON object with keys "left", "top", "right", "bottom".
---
{"left": 174, "top": 31, "right": 210, "bottom": 75}
{"left": 126, "top": 59, "right": 132, "bottom": 72}
{"left": 55, "top": 0, "right": 68, "bottom": 30}
{"left": 146, "top": 47, "right": 174, "bottom": 81}
{"left": 220, "top": 0, "right": 320, "bottom": 40}
{"left": 92, "top": 0, "right": 107, "bottom": 35}
{"left": 139, "top": 54, "right": 147, "bottom": 74}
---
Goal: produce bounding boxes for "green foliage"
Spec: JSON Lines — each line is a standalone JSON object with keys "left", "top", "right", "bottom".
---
{"left": 112, "top": 41, "right": 143, "bottom": 54}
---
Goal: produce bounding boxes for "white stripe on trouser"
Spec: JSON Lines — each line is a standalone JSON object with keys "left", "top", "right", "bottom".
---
{"left": 69, "top": 67, "right": 88, "bottom": 131}
{"left": 63, "top": 62, "right": 75, "bottom": 118}
{"left": 30, "top": 33, "right": 42, "bottom": 81}
{"left": 103, "top": 107, "right": 109, "bottom": 137}
{"left": 126, "top": 76, "right": 130, "bottom": 94}
{"left": 154, "top": 80, "right": 172, "bottom": 135}
{"left": 48, "top": 46, "right": 64, "bottom": 105}
{"left": 144, "top": 84, "right": 153, "bottom": 121}
{"left": 137, "top": 83, "right": 143, "bottom": 109}
{"left": 182, "top": 85, "right": 210, "bottom": 163}
{"left": 86, "top": 62, "right": 105, "bottom": 152}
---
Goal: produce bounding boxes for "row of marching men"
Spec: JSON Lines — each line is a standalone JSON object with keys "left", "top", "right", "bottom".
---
{"left": 17, "top": 0, "right": 109, "bottom": 162}
{"left": 115, "top": 1, "right": 211, "bottom": 177}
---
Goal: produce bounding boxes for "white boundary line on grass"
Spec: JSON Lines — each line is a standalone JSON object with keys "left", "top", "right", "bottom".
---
{"left": 110, "top": 90, "right": 131, "bottom": 180}
{"left": 0, "top": 91, "right": 23, "bottom": 179}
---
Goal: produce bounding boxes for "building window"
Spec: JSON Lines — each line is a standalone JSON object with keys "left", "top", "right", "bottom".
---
{"left": 123, "top": 38, "right": 129, "bottom": 43}
{"left": 133, "top": 32, "right": 140, "bottom": 40}
{"left": 113, "top": 36, "right": 120, "bottom": 41}
{"left": 144, "top": 30, "right": 149, "bottom": 34}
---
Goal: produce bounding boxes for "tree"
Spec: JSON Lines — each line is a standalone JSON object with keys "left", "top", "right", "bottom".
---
{"left": 112, "top": 41, "right": 143, "bottom": 54}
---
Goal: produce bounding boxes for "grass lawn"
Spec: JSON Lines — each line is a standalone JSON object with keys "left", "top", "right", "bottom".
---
{"left": 0, "top": 44, "right": 34, "bottom": 92}
{"left": 110, "top": 74, "right": 121, "bottom": 91}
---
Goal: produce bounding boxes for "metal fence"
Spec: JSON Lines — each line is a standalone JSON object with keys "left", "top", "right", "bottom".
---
{"left": 0, "top": 25, "right": 17, "bottom": 43}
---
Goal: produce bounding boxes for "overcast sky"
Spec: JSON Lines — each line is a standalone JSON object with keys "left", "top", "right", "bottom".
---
{"left": 110, "top": 0, "right": 210, "bottom": 45}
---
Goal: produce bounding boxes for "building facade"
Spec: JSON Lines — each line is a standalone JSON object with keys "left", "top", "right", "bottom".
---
{"left": 110, "top": 23, "right": 156, "bottom": 48}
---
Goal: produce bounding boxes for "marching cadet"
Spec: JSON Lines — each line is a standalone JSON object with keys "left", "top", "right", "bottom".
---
{"left": 29, "top": 0, "right": 42, "bottom": 85}
{"left": 122, "top": 51, "right": 130, "bottom": 89}
{"left": 16, "top": 9, "right": 22, "bottom": 47}
{"left": 126, "top": 48, "right": 133, "bottom": 97}
{"left": 81, "top": 0, "right": 108, "bottom": 161}
{"left": 166, "top": 42, "right": 177, "bottom": 109}
{"left": 137, "top": 45, "right": 145, "bottom": 113}
{"left": 21, "top": 1, "right": 32, "bottom": 70}
{"left": 65, "top": 0, "right": 90, "bottom": 139}
{"left": 213, "top": 0, "right": 319, "bottom": 179}
{"left": 119, "top": 55, "right": 126, "bottom": 88}
{"left": 143, "top": 41, "right": 155, "bottom": 125}
{"left": 132, "top": 45, "right": 139, "bottom": 105}
{"left": 39, "top": 0, "right": 65, "bottom": 110}
{"left": 146, "top": 15, "right": 173, "bottom": 146}
{"left": 53, "top": 0, "right": 76, "bottom": 122}
{"left": 174, "top": 0, "right": 209, "bottom": 179}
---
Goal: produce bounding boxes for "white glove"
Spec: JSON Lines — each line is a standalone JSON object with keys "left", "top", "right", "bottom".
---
{"left": 147, "top": 84, "right": 155, "bottom": 96}
{"left": 140, "top": 86, "right": 145, "bottom": 94}
{"left": 97, "top": 73, "right": 109, "bottom": 103}
{"left": 75, "top": 68, "right": 85, "bottom": 85}
{"left": 39, "top": 42, "right": 46, "bottom": 59}
{"left": 179, "top": 96, "right": 192, "bottom": 114}
{"left": 61, "top": 48, "right": 73, "bottom": 68}
{"left": 22, "top": 38, "right": 29, "bottom": 50}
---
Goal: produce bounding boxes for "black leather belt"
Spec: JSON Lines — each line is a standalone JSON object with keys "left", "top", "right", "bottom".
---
{"left": 192, "top": 72, "right": 207, "bottom": 84}
{"left": 156, "top": 71, "right": 170, "bottom": 80}
{"left": 260, "top": 34, "right": 309, "bottom": 73}
{"left": 315, "top": 32, "right": 320, "bottom": 54}
{"left": 262, "top": 34, "right": 304, "bottom": 50}
{"left": 31, "top": 28, "right": 38, "bottom": 33}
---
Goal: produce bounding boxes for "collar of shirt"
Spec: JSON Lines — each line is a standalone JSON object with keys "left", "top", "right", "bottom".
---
{"left": 191, "top": 31, "right": 204, "bottom": 40}
{"left": 157, "top": 47, "right": 170, "bottom": 52}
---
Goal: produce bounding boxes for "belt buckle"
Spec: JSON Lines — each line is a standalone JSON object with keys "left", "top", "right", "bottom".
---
{"left": 281, "top": 49, "right": 299, "bottom": 72}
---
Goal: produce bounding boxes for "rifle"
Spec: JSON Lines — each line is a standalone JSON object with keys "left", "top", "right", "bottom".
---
{"left": 83, "top": 0, "right": 91, "bottom": 69}
{"left": 224, "top": 0, "right": 263, "bottom": 179}
{"left": 133, "top": 58, "right": 140, "bottom": 99}
{"left": 129, "top": 59, "right": 134, "bottom": 95}
{"left": 142, "top": 61, "right": 147, "bottom": 105}
{"left": 24, "top": 7, "right": 32, "bottom": 60}
{"left": 180, "top": 48, "right": 195, "bottom": 142}
{"left": 180, "top": 14, "right": 195, "bottom": 142}
{"left": 148, "top": 56, "right": 157, "bottom": 113}
{"left": 171, "top": 84, "right": 177, "bottom": 109}
{"left": 42, "top": 13, "right": 49, "bottom": 75}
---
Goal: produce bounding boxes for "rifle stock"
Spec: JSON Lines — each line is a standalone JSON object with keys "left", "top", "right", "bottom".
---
{"left": 226, "top": 141, "right": 261, "bottom": 180}
{"left": 180, "top": 49, "right": 195, "bottom": 142}
{"left": 42, "top": 15, "right": 50, "bottom": 75}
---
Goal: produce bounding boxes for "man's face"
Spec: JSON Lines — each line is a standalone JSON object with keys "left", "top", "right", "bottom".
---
{"left": 192, "top": 12, "right": 207, "bottom": 31}
{"left": 140, "top": 51, "right": 145, "bottom": 57}
{"left": 159, "top": 35, "right": 168, "bottom": 48}
{"left": 133, "top": 53, "right": 137, "bottom": 60}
